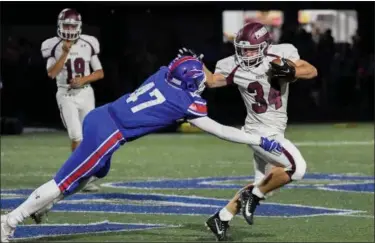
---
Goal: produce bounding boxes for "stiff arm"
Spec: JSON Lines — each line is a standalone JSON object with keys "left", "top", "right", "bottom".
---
{"left": 188, "top": 116, "right": 261, "bottom": 145}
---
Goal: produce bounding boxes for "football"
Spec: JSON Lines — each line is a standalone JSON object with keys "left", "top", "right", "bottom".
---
{"left": 271, "top": 58, "right": 297, "bottom": 83}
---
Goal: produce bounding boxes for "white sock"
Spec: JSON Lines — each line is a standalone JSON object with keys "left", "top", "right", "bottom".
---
{"left": 7, "top": 180, "right": 61, "bottom": 228}
{"left": 32, "top": 176, "right": 97, "bottom": 217}
{"left": 252, "top": 186, "right": 265, "bottom": 198}
{"left": 219, "top": 207, "right": 234, "bottom": 221}
{"left": 33, "top": 194, "right": 64, "bottom": 217}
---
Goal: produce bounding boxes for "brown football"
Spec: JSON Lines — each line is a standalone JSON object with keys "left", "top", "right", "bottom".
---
{"left": 271, "top": 58, "right": 297, "bottom": 83}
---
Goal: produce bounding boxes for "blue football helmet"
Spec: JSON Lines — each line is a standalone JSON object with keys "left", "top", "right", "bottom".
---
{"left": 166, "top": 56, "right": 206, "bottom": 93}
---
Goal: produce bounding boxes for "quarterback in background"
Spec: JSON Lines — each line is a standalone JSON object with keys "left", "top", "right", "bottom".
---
{"left": 183, "top": 21, "right": 317, "bottom": 241}
{"left": 41, "top": 8, "right": 104, "bottom": 193}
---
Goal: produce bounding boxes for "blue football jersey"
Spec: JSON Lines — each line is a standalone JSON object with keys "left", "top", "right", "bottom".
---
{"left": 107, "top": 67, "right": 207, "bottom": 140}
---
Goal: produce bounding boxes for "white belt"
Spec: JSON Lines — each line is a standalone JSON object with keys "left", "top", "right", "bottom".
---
{"left": 57, "top": 84, "right": 90, "bottom": 90}
{"left": 57, "top": 84, "right": 90, "bottom": 97}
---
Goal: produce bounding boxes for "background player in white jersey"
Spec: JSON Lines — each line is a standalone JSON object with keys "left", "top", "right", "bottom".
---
{"left": 40, "top": 9, "right": 103, "bottom": 194}
{"left": 180, "top": 21, "right": 317, "bottom": 241}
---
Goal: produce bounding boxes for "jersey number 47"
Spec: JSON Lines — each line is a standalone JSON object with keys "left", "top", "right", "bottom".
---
{"left": 126, "top": 82, "right": 166, "bottom": 113}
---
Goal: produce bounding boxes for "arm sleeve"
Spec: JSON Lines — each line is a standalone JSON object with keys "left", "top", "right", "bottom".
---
{"left": 188, "top": 116, "right": 261, "bottom": 145}
{"left": 90, "top": 55, "right": 103, "bottom": 71}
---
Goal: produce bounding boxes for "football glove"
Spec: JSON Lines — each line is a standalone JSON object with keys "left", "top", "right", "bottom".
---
{"left": 269, "top": 58, "right": 296, "bottom": 79}
{"left": 260, "top": 137, "right": 282, "bottom": 156}
{"left": 177, "top": 47, "right": 204, "bottom": 61}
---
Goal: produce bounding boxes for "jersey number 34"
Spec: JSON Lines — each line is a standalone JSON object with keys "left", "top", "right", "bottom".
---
{"left": 126, "top": 82, "right": 166, "bottom": 113}
{"left": 247, "top": 81, "right": 282, "bottom": 114}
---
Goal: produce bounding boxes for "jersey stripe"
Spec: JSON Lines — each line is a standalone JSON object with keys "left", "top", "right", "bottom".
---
{"left": 57, "top": 130, "right": 123, "bottom": 192}
{"left": 194, "top": 100, "right": 207, "bottom": 105}
{"left": 170, "top": 56, "right": 198, "bottom": 71}
{"left": 226, "top": 65, "right": 240, "bottom": 85}
{"left": 187, "top": 109, "right": 207, "bottom": 117}
{"left": 189, "top": 103, "right": 207, "bottom": 114}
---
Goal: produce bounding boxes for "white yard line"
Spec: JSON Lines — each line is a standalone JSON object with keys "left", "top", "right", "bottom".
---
{"left": 294, "top": 141, "right": 374, "bottom": 146}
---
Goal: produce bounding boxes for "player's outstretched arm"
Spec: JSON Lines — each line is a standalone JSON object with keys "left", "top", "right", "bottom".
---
{"left": 188, "top": 117, "right": 282, "bottom": 155}
{"left": 188, "top": 116, "right": 261, "bottom": 145}
{"left": 203, "top": 65, "right": 228, "bottom": 88}
{"left": 177, "top": 47, "right": 228, "bottom": 88}
{"left": 294, "top": 59, "right": 318, "bottom": 79}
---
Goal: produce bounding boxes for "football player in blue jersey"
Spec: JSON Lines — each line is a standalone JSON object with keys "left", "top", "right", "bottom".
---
{"left": 1, "top": 56, "right": 282, "bottom": 242}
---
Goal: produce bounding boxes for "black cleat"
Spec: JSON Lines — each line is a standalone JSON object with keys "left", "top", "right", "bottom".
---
{"left": 240, "top": 187, "right": 262, "bottom": 225}
{"left": 205, "top": 212, "right": 230, "bottom": 241}
{"left": 81, "top": 183, "right": 100, "bottom": 193}
{"left": 30, "top": 213, "right": 43, "bottom": 224}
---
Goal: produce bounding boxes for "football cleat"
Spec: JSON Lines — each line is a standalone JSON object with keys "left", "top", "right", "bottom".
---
{"left": 30, "top": 212, "right": 45, "bottom": 224}
{"left": 205, "top": 212, "right": 230, "bottom": 241}
{"left": 240, "top": 187, "right": 263, "bottom": 225}
{"left": 30, "top": 202, "right": 54, "bottom": 224}
{"left": 82, "top": 183, "right": 100, "bottom": 193}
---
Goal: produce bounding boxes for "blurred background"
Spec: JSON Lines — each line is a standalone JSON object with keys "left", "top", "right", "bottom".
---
{"left": 1, "top": 1, "right": 374, "bottom": 134}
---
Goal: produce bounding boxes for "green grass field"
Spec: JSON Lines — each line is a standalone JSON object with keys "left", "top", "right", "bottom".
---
{"left": 1, "top": 124, "right": 374, "bottom": 242}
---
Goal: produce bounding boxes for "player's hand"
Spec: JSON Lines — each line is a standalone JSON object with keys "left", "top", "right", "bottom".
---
{"left": 269, "top": 58, "right": 296, "bottom": 79}
{"left": 62, "top": 40, "right": 73, "bottom": 53}
{"left": 223, "top": 32, "right": 235, "bottom": 42}
{"left": 177, "top": 47, "right": 204, "bottom": 61}
{"left": 260, "top": 137, "right": 282, "bottom": 156}
{"left": 69, "top": 76, "right": 86, "bottom": 89}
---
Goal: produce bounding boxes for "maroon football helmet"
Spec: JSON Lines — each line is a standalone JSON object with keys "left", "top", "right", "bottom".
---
{"left": 234, "top": 22, "right": 271, "bottom": 70}
{"left": 57, "top": 8, "right": 82, "bottom": 41}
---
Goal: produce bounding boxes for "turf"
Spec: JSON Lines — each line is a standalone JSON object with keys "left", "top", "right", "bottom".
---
{"left": 1, "top": 124, "right": 374, "bottom": 242}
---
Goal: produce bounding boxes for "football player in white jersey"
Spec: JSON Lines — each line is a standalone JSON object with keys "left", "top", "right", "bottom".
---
{"left": 180, "top": 21, "right": 317, "bottom": 241}
{"left": 40, "top": 8, "right": 103, "bottom": 201}
{"left": 41, "top": 8, "right": 103, "bottom": 152}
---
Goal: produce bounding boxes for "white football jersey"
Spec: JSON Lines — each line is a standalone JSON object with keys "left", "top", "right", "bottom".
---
{"left": 215, "top": 44, "right": 300, "bottom": 136}
{"left": 41, "top": 34, "right": 102, "bottom": 88}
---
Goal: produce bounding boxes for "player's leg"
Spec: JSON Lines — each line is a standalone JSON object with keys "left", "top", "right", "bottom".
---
{"left": 216, "top": 154, "right": 273, "bottom": 218}
{"left": 27, "top": 94, "right": 83, "bottom": 224}
{"left": 56, "top": 92, "right": 83, "bottom": 151}
{"left": 31, "top": 95, "right": 97, "bottom": 223}
{"left": 31, "top": 107, "right": 123, "bottom": 222}
{"left": 205, "top": 181, "right": 248, "bottom": 241}
{"left": 54, "top": 106, "right": 124, "bottom": 197}
{"left": 77, "top": 87, "right": 100, "bottom": 193}
{"left": 206, "top": 150, "right": 276, "bottom": 241}
{"left": 1, "top": 107, "right": 124, "bottom": 241}
{"left": 1, "top": 179, "right": 62, "bottom": 242}
{"left": 1, "top": 175, "right": 97, "bottom": 241}
{"left": 240, "top": 136, "right": 307, "bottom": 225}
{"left": 30, "top": 175, "right": 98, "bottom": 224}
